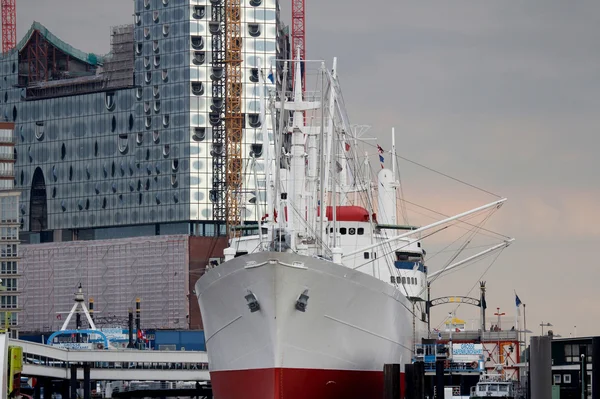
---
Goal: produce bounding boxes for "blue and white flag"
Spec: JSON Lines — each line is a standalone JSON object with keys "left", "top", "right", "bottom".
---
{"left": 515, "top": 292, "right": 522, "bottom": 315}
{"left": 267, "top": 65, "right": 274, "bottom": 84}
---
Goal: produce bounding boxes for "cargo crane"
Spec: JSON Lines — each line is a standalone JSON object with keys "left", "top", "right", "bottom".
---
{"left": 1, "top": 0, "right": 16, "bottom": 53}
{"left": 225, "top": 0, "right": 243, "bottom": 237}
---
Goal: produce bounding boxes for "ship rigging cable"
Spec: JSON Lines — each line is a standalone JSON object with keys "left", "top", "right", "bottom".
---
{"left": 433, "top": 248, "right": 505, "bottom": 331}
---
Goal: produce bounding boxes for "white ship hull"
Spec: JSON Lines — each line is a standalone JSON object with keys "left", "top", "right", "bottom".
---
{"left": 195, "top": 251, "right": 426, "bottom": 399}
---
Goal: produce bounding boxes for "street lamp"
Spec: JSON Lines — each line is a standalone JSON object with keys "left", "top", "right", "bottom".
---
{"left": 540, "top": 322, "right": 552, "bottom": 336}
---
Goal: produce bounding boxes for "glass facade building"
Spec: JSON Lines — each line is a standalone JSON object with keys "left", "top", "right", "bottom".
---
{"left": 0, "top": 0, "right": 290, "bottom": 243}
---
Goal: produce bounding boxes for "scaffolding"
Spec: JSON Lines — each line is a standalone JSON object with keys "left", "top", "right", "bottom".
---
{"left": 103, "top": 24, "right": 135, "bottom": 89}
{"left": 19, "top": 235, "right": 190, "bottom": 333}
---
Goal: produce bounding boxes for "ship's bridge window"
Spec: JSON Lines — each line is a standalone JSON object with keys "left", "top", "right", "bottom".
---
{"left": 348, "top": 228, "right": 356, "bottom": 235}
{"left": 499, "top": 385, "right": 509, "bottom": 392}
{"left": 340, "top": 227, "right": 347, "bottom": 235}
{"left": 357, "top": 228, "right": 364, "bottom": 235}
{"left": 478, "top": 385, "right": 487, "bottom": 392}
{"left": 396, "top": 252, "right": 422, "bottom": 262}
{"left": 489, "top": 385, "right": 498, "bottom": 392}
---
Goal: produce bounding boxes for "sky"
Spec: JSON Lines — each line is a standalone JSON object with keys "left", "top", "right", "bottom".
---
{"left": 16, "top": 1, "right": 600, "bottom": 338}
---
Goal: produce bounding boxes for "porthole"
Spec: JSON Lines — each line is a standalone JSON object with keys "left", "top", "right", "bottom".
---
{"left": 153, "top": 130, "right": 160, "bottom": 144}
{"left": 193, "top": 6, "right": 205, "bottom": 19}
{"left": 105, "top": 92, "right": 116, "bottom": 111}
{"left": 35, "top": 121, "right": 45, "bottom": 140}
{"left": 191, "top": 82, "right": 204, "bottom": 96}
{"left": 192, "top": 52, "right": 205, "bottom": 66}
{"left": 192, "top": 127, "right": 206, "bottom": 142}
{"left": 249, "top": 68, "right": 259, "bottom": 83}
{"left": 191, "top": 36, "right": 204, "bottom": 50}
{"left": 248, "top": 114, "right": 261, "bottom": 128}
{"left": 248, "top": 23, "right": 261, "bottom": 37}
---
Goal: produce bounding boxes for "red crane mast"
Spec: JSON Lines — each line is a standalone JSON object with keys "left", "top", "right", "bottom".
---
{"left": 291, "top": 0, "right": 305, "bottom": 92}
{"left": 1, "top": 0, "right": 16, "bottom": 53}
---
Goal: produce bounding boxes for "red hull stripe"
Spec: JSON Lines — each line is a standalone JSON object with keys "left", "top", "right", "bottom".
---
{"left": 211, "top": 368, "right": 405, "bottom": 399}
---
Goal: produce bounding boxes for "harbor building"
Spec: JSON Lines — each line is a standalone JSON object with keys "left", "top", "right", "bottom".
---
{"left": 0, "top": 122, "right": 20, "bottom": 336}
{"left": 0, "top": 0, "right": 291, "bottom": 333}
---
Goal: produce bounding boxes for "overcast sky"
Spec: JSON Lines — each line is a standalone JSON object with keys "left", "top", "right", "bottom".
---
{"left": 17, "top": 1, "right": 600, "bottom": 338}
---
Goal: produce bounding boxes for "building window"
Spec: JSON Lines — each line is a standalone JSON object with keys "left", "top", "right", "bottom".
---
{"left": 193, "top": 6, "right": 205, "bottom": 19}
{"left": 0, "top": 197, "right": 18, "bottom": 223}
{"left": 248, "top": 23, "right": 261, "bottom": 37}
{"left": 0, "top": 227, "right": 18, "bottom": 240}
{"left": 1, "top": 278, "right": 16, "bottom": 292}
{"left": 0, "top": 261, "right": 17, "bottom": 275}
{"left": 0, "top": 244, "right": 17, "bottom": 257}
{"left": 0, "top": 295, "right": 17, "bottom": 309}
{"left": 553, "top": 374, "right": 561, "bottom": 384}
{"left": 564, "top": 374, "right": 571, "bottom": 384}
{"left": 250, "top": 0, "right": 261, "bottom": 6}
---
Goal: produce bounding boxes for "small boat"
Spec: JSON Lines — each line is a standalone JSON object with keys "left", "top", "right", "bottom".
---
{"left": 470, "top": 374, "right": 516, "bottom": 398}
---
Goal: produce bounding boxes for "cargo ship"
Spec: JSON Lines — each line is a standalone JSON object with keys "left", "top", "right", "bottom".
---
{"left": 195, "top": 54, "right": 511, "bottom": 399}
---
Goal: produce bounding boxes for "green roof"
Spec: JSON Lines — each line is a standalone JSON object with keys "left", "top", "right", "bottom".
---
{"left": 16, "top": 21, "right": 104, "bottom": 66}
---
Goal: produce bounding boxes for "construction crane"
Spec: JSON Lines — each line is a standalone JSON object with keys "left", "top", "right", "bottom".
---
{"left": 1, "top": 0, "right": 16, "bottom": 53}
{"left": 291, "top": 0, "right": 306, "bottom": 92}
{"left": 225, "top": 0, "right": 243, "bottom": 237}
